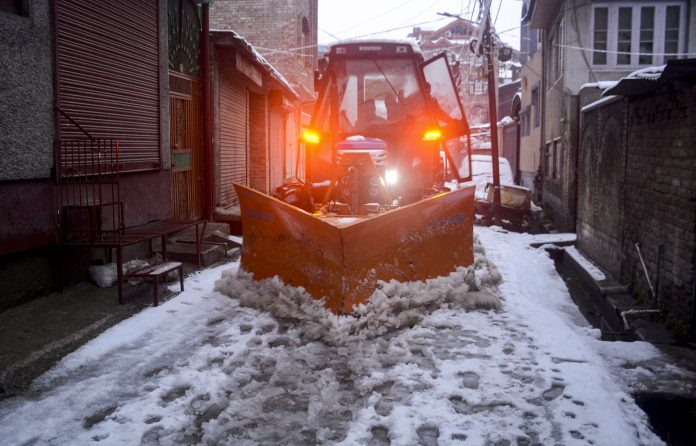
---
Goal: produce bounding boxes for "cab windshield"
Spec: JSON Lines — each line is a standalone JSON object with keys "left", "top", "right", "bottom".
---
{"left": 315, "top": 58, "right": 428, "bottom": 137}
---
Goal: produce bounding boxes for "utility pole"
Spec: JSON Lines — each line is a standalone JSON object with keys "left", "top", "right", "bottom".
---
{"left": 470, "top": 0, "right": 502, "bottom": 225}
{"left": 440, "top": 1, "right": 502, "bottom": 225}
{"left": 482, "top": 2, "right": 502, "bottom": 226}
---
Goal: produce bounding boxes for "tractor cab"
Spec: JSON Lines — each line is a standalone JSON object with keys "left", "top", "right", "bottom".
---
{"left": 303, "top": 41, "right": 472, "bottom": 213}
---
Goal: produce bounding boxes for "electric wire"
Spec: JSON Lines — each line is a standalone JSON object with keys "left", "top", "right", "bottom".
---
{"left": 330, "top": 0, "right": 422, "bottom": 37}
{"left": 493, "top": 0, "right": 502, "bottom": 25}
{"left": 395, "top": 0, "right": 446, "bottom": 29}
{"left": 555, "top": 42, "right": 696, "bottom": 58}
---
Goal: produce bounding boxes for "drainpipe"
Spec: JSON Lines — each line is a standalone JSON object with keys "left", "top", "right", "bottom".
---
{"left": 539, "top": 28, "right": 546, "bottom": 204}
{"left": 636, "top": 243, "right": 657, "bottom": 303}
{"left": 515, "top": 114, "right": 521, "bottom": 184}
{"left": 572, "top": 96, "right": 579, "bottom": 232}
{"left": 201, "top": 2, "right": 213, "bottom": 221}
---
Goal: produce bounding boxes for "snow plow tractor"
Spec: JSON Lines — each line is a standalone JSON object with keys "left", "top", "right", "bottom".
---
{"left": 235, "top": 41, "right": 475, "bottom": 314}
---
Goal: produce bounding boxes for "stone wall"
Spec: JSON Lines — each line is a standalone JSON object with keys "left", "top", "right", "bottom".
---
{"left": 0, "top": 0, "right": 54, "bottom": 181}
{"left": 578, "top": 84, "right": 696, "bottom": 323}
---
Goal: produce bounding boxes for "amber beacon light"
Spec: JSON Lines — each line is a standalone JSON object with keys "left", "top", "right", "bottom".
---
{"left": 422, "top": 129, "right": 442, "bottom": 141}
{"left": 302, "top": 130, "right": 321, "bottom": 144}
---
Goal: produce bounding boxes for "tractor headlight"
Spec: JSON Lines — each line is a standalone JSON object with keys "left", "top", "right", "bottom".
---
{"left": 385, "top": 168, "right": 398, "bottom": 186}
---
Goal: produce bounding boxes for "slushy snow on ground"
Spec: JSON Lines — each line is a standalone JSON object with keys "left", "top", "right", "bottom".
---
{"left": 0, "top": 228, "right": 679, "bottom": 445}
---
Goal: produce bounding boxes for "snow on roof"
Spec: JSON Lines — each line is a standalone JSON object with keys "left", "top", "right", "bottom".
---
{"left": 210, "top": 29, "right": 299, "bottom": 99}
{"left": 580, "top": 80, "right": 619, "bottom": 91}
{"left": 626, "top": 64, "right": 666, "bottom": 80}
{"left": 581, "top": 95, "right": 622, "bottom": 113}
{"left": 603, "top": 59, "right": 696, "bottom": 97}
{"left": 498, "top": 115, "right": 515, "bottom": 126}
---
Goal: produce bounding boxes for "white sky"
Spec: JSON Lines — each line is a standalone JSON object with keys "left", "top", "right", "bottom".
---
{"left": 318, "top": 0, "right": 523, "bottom": 49}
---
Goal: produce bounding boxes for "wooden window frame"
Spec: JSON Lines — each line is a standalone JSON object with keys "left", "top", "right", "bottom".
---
{"left": 590, "top": 2, "right": 687, "bottom": 69}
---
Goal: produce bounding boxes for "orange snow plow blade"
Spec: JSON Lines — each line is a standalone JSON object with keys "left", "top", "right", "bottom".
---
{"left": 234, "top": 183, "right": 475, "bottom": 314}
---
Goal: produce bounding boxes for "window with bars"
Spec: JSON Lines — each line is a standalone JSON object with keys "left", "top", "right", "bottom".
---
{"left": 591, "top": 2, "right": 686, "bottom": 68}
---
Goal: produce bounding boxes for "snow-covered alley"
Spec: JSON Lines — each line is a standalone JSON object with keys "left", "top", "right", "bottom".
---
{"left": 0, "top": 227, "right": 687, "bottom": 445}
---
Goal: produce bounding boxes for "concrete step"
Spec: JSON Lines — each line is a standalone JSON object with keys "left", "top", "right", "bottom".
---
{"left": 214, "top": 205, "right": 242, "bottom": 235}
{"left": 605, "top": 293, "right": 642, "bottom": 314}
{"left": 174, "top": 230, "right": 241, "bottom": 251}
{"left": 167, "top": 221, "right": 230, "bottom": 244}
{"left": 167, "top": 242, "right": 225, "bottom": 267}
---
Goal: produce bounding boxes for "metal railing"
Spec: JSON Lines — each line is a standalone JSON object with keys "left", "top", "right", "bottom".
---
{"left": 55, "top": 107, "right": 123, "bottom": 244}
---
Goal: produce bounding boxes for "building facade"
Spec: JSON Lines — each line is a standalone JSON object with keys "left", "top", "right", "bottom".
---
{"left": 0, "top": 0, "right": 301, "bottom": 309}
{"left": 518, "top": 49, "right": 543, "bottom": 192}
{"left": 578, "top": 62, "right": 696, "bottom": 327}
{"left": 211, "top": 30, "right": 299, "bottom": 209}
{"left": 525, "top": 0, "right": 696, "bottom": 230}
{"left": 210, "top": 0, "right": 318, "bottom": 210}
{"left": 210, "top": 0, "right": 318, "bottom": 102}
{"left": 1, "top": 0, "right": 177, "bottom": 308}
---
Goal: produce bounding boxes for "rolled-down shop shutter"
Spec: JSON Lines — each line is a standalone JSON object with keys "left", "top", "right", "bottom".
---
{"left": 219, "top": 59, "right": 248, "bottom": 206}
{"left": 55, "top": 0, "right": 160, "bottom": 172}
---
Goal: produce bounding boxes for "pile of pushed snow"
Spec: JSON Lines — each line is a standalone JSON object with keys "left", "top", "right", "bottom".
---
{"left": 215, "top": 235, "right": 502, "bottom": 345}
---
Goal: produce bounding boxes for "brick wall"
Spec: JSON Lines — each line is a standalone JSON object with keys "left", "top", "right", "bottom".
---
{"left": 621, "top": 85, "right": 696, "bottom": 323}
{"left": 248, "top": 92, "right": 268, "bottom": 193}
{"left": 578, "top": 84, "right": 696, "bottom": 324}
{"left": 211, "top": 0, "right": 317, "bottom": 100}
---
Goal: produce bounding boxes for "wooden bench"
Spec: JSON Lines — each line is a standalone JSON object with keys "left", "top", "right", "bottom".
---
{"left": 127, "top": 261, "right": 184, "bottom": 306}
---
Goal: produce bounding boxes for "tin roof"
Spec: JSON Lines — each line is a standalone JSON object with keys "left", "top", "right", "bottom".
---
{"left": 603, "top": 59, "right": 696, "bottom": 97}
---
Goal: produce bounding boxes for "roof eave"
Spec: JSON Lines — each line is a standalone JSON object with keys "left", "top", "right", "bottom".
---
{"left": 528, "top": 0, "right": 561, "bottom": 29}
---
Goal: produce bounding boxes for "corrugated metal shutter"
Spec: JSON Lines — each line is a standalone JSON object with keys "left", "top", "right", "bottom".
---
{"left": 219, "top": 63, "right": 248, "bottom": 206}
{"left": 55, "top": 0, "right": 160, "bottom": 172}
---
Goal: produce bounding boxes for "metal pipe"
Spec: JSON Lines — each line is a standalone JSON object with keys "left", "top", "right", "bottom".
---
{"left": 572, "top": 96, "right": 580, "bottom": 232}
{"left": 655, "top": 243, "right": 664, "bottom": 307}
{"left": 635, "top": 243, "right": 657, "bottom": 303}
